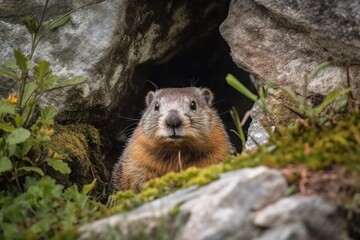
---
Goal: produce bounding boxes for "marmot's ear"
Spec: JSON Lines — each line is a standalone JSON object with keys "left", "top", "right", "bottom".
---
{"left": 145, "top": 91, "right": 155, "bottom": 106}
{"left": 201, "top": 88, "right": 214, "bottom": 106}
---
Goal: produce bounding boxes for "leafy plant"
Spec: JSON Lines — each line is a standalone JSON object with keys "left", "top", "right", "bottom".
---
{"left": 226, "top": 61, "right": 353, "bottom": 148}
{"left": 0, "top": 1, "right": 88, "bottom": 191}
{"left": 265, "top": 60, "right": 351, "bottom": 124}
{"left": 229, "top": 107, "right": 246, "bottom": 149}
{"left": 0, "top": 176, "right": 102, "bottom": 239}
{"left": 226, "top": 73, "right": 269, "bottom": 148}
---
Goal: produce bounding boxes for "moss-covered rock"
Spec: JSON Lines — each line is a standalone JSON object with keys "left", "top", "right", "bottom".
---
{"left": 49, "top": 124, "right": 107, "bottom": 198}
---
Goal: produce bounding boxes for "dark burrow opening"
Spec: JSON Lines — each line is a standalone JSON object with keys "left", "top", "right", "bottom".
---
{"left": 145, "top": 29, "right": 255, "bottom": 151}
{"left": 104, "top": 3, "right": 256, "bottom": 173}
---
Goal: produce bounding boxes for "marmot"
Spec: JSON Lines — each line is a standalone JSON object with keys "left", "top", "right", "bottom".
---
{"left": 111, "top": 87, "right": 233, "bottom": 192}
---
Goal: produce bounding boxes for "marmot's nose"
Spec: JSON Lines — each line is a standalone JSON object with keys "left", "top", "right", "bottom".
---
{"left": 165, "top": 110, "right": 182, "bottom": 128}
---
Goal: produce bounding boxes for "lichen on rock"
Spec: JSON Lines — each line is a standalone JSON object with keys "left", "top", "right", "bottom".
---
{"left": 49, "top": 124, "right": 107, "bottom": 198}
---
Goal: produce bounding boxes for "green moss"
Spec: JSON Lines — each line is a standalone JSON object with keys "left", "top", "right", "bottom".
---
{"left": 49, "top": 124, "right": 107, "bottom": 198}
{"left": 261, "top": 111, "right": 360, "bottom": 170}
{"left": 109, "top": 111, "right": 360, "bottom": 214}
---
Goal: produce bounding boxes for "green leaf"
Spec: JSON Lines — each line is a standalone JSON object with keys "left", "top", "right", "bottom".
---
{"left": 226, "top": 74, "right": 258, "bottom": 102}
{"left": 82, "top": 178, "right": 97, "bottom": 195}
{"left": 0, "top": 101, "right": 16, "bottom": 115}
{"left": 6, "top": 128, "right": 31, "bottom": 145}
{"left": 26, "top": 60, "right": 34, "bottom": 70}
{"left": 6, "top": 58, "right": 34, "bottom": 72}
{"left": 34, "top": 60, "right": 51, "bottom": 83}
{"left": 21, "top": 82, "right": 37, "bottom": 108}
{"left": 38, "top": 106, "right": 57, "bottom": 125}
{"left": 258, "top": 86, "right": 266, "bottom": 100}
{"left": 7, "top": 143, "right": 17, "bottom": 157}
{"left": 279, "top": 86, "right": 302, "bottom": 104}
{"left": 0, "top": 157, "right": 13, "bottom": 173}
{"left": 14, "top": 113, "right": 23, "bottom": 127}
{"left": 230, "top": 107, "right": 246, "bottom": 149}
{"left": 22, "top": 15, "right": 39, "bottom": 34}
{"left": 47, "top": 158, "right": 71, "bottom": 174}
{"left": 48, "top": 15, "right": 71, "bottom": 30}
{"left": 40, "top": 74, "right": 58, "bottom": 92}
{"left": 21, "top": 139, "right": 33, "bottom": 157}
{"left": 18, "top": 166, "right": 44, "bottom": 176}
{"left": 308, "top": 61, "right": 330, "bottom": 80}
{"left": 0, "top": 121, "right": 15, "bottom": 132}
{"left": 314, "top": 87, "right": 352, "bottom": 114}
{"left": 20, "top": 106, "right": 31, "bottom": 126}
{"left": 0, "top": 68, "right": 20, "bottom": 81}
{"left": 14, "top": 49, "right": 28, "bottom": 72}
{"left": 53, "top": 76, "right": 86, "bottom": 89}
{"left": 4, "top": 59, "right": 19, "bottom": 70}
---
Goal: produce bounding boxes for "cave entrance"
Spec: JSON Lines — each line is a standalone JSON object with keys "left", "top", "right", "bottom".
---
{"left": 144, "top": 28, "right": 255, "bottom": 152}
{"left": 105, "top": 1, "right": 255, "bottom": 171}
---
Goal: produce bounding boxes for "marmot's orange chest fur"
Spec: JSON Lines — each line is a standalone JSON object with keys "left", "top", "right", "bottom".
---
{"left": 111, "top": 87, "right": 233, "bottom": 192}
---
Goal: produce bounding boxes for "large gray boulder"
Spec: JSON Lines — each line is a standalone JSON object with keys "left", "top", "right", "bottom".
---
{"left": 220, "top": 0, "right": 360, "bottom": 97}
{"left": 220, "top": 0, "right": 360, "bottom": 148}
{"left": 0, "top": 0, "right": 227, "bottom": 127}
{"left": 79, "top": 167, "right": 344, "bottom": 239}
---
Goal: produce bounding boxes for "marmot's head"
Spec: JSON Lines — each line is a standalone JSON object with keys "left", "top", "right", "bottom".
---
{"left": 140, "top": 87, "right": 218, "bottom": 145}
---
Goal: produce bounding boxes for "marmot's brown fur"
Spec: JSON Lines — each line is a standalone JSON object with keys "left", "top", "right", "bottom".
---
{"left": 111, "top": 87, "right": 233, "bottom": 192}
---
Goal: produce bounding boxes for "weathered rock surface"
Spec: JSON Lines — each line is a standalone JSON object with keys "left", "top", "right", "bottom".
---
{"left": 252, "top": 196, "right": 344, "bottom": 240}
{"left": 0, "top": 0, "right": 227, "bottom": 127}
{"left": 79, "top": 167, "right": 344, "bottom": 239}
{"left": 220, "top": 0, "right": 360, "bottom": 98}
{"left": 245, "top": 103, "right": 270, "bottom": 150}
{"left": 245, "top": 88, "right": 300, "bottom": 149}
{"left": 221, "top": 0, "right": 360, "bottom": 148}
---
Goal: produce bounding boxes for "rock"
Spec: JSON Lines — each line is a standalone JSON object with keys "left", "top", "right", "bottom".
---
{"left": 0, "top": 0, "right": 227, "bottom": 127}
{"left": 254, "top": 223, "right": 310, "bottom": 240}
{"left": 245, "top": 89, "right": 299, "bottom": 150}
{"left": 252, "top": 195, "right": 345, "bottom": 240}
{"left": 221, "top": 0, "right": 360, "bottom": 149}
{"left": 80, "top": 167, "right": 345, "bottom": 239}
{"left": 79, "top": 167, "right": 287, "bottom": 239}
{"left": 79, "top": 186, "right": 198, "bottom": 239}
{"left": 1, "top": 0, "right": 121, "bottom": 114}
{"left": 178, "top": 167, "right": 287, "bottom": 240}
{"left": 245, "top": 103, "right": 270, "bottom": 150}
{"left": 220, "top": 0, "right": 360, "bottom": 98}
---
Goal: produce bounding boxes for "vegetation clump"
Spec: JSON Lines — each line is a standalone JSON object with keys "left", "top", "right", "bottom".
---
{"left": 0, "top": 1, "right": 104, "bottom": 239}
{"left": 0, "top": 176, "right": 103, "bottom": 240}
{"left": 49, "top": 124, "right": 107, "bottom": 198}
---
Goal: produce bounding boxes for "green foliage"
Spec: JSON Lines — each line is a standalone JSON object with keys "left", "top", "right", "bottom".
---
{"left": 225, "top": 74, "right": 269, "bottom": 147}
{"left": 82, "top": 178, "right": 97, "bottom": 195}
{"left": 0, "top": 1, "right": 87, "bottom": 192}
{"left": 226, "top": 61, "right": 352, "bottom": 149}
{"left": 263, "top": 111, "right": 360, "bottom": 170}
{"left": 48, "top": 124, "right": 107, "bottom": 198}
{"left": 229, "top": 107, "right": 246, "bottom": 149}
{"left": 0, "top": 176, "right": 102, "bottom": 239}
{"left": 0, "top": 1, "right": 107, "bottom": 239}
{"left": 275, "top": 83, "right": 351, "bottom": 124}
{"left": 226, "top": 74, "right": 258, "bottom": 102}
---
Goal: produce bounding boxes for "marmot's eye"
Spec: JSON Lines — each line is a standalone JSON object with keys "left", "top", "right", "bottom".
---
{"left": 190, "top": 100, "right": 197, "bottom": 110}
{"left": 154, "top": 101, "right": 160, "bottom": 111}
